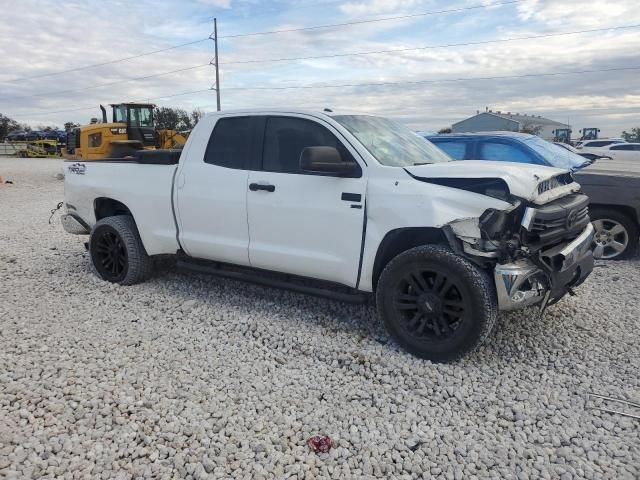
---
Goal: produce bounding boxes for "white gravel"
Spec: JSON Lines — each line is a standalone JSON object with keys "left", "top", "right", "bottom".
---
{"left": 1, "top": 157, "right": 638, "bottom": 480}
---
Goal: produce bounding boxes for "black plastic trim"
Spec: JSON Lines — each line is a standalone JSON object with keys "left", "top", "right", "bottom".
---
{"left": 178, "top": 259, "right": 369, "bottom": 304}
{"left": 355, "top": 199, "right": 368, "bottom": 289}
{"left": 170, "top": 166, "right": 183, "bottom": 251}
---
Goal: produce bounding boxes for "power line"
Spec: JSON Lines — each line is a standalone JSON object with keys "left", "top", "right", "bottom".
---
{"left": 5, "top": 38, "right": 210, "bottom": 83}
{"left": 3, "top": 0, "right": 518, "bottom": 84}
{"left": 16, "top": 88, "right": 212, "bottom": 117}
{"left": 9, "top": 23, "right": 637, "bottom": 103}
{"left": 15, "top": 65, "right": 640, "bottom": 119}
{"left": 221, "top": 65, "right": 640, "bottom": 91}
{"left": 3, "top": 64, "right": 212, "bottom": 100}
{"left": 221, "top": 24, "right": 640, "bottom": 65}
{"left": 219, "top": 0, "right": 521, "bottom": 39}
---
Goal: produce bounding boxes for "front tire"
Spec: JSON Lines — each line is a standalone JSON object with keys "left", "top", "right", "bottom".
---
{"left": 376, "top": 245, "right": 497, "bottom": 363}
{"left": 89, "top": 215, "right": 153, "bottom": 285}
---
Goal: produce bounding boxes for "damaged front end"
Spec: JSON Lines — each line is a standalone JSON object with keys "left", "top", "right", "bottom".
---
{"left": 447, "top": 181, "right": 595, "bottom": 311}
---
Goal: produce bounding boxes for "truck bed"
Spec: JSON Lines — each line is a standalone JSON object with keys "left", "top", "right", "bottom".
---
{"left": 64, "top": 159, "right": 180, "bottom": 255}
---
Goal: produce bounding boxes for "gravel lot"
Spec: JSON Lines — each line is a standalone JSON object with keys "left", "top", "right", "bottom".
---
{"left": 1, "top": 157, "right": 638, "bottom": 480}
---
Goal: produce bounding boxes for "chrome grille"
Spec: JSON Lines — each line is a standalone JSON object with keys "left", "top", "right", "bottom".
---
{"left": 537, "top": 173, "right": 573, "bottom": 195}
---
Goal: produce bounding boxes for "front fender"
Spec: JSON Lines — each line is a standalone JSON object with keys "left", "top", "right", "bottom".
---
{"left": 358, "top": 172, "right": 511, "bottom": 292}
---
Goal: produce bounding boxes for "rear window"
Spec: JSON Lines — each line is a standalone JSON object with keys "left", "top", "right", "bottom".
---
{"left": 205, "top": 117, "right": 255, "bottom": 169}
{"left": 479, "top": 142, "right": 535, "bottom": 164}
{"left": 431, "top": 141, "right": 467, "bottom": 159}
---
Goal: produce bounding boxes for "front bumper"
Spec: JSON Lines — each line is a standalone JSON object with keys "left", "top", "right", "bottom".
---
{"left": 494, "top": 223, "right": 594, "bottom": 310}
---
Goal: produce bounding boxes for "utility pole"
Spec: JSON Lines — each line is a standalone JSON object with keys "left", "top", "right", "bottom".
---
{"left": 212, "top": 18, "right": 221, "bottom": 111}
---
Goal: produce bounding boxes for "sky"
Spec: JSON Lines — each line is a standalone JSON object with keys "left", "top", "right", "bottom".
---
{"left": 0, "top": 0, "right": 639, "bottom": 136}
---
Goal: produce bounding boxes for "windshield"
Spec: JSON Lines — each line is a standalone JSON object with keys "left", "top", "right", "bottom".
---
{"left": 129, "top": 107, "right": 154, "bottom": 127}
{"left": 333, "top": 115, "right": 452, "bottom": 166}
{"left": 112, "top": 105, "right": 154, "bottom": 127}
{"left": 523, "top": 136, "right": 589, "bottom": 170}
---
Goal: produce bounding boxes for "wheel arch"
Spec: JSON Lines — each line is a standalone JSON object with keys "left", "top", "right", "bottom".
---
{"left": 371, "top": 227, "right": 449, "bottom": 291}
{"left": 589, "top": 203, "right": 639, "bottom": 224}
{"left": 94, "top": 197, "right": 133, "bottom": 221}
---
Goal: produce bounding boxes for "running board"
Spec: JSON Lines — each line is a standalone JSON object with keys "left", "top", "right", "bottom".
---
{"left": 177, "top": 260, "right": 370, "bottom": 304}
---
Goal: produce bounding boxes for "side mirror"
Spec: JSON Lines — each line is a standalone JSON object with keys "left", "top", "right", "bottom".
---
{"left": 300, "top": 146, "right": 358, "bottom": 176}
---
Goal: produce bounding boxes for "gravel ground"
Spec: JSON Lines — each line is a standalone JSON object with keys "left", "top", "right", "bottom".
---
{"left": 0, "top": 157, "right": 638, "bottom": 480}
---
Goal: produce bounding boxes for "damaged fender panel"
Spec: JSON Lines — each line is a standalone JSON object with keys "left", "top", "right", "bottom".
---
{"left": 358, "top": 172, "right": 512, "bottom": 291}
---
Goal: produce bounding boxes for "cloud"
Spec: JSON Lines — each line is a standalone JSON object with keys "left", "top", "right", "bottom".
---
{"left": 1, "top": 0, "right": 638, "bottom": 137}
{"left": 517, "top": 0, "right": 640, "bottom": 27}
{"left": 196, "top": 0, "right": 233, "bottom": 8}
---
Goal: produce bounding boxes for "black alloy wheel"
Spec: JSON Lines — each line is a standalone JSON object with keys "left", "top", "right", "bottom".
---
{"left": 376, "top": 245, "right": 497, "bottom": 362}
{"left": 92, "top": 227, "right": 128, "bottom": 282}
{"left": 89, "top": 215, "right": 153, "bottom": 285}
{"left": 393, "top": 268, "right": 466, "bottom": 340}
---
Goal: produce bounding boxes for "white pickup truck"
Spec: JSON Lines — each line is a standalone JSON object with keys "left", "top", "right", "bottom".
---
{"left": 62, "top": 109, "right": 594, "bottom": 362}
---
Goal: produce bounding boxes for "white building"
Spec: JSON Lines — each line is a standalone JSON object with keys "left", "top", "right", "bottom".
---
{"left": 451, "top": 110, "right": 570, "bottom": 141}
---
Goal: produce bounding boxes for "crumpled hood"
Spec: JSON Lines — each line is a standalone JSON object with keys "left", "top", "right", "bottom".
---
{"left": 404, "top": 160, "right": 579, "bottom": 204}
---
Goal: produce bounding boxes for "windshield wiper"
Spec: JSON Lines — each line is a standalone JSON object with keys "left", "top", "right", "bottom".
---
{"left": 413, "top": 162, "right": 432, "bottom": 166}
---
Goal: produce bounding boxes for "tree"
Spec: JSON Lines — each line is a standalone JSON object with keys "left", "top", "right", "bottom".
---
{"left": 155, "top": 106, "right": 205, "bottom": 131}
{"left": 64, "top": 122, "right": 80, "bottom": 132}
{"left": 189, "top": 108, "right": 204, "bottom": 128}
{"left": 155, "top": 107, "right": 183, "bottom": 130}
{"left": 1, "top": 113, "right": 21, "bottom": 139}
{"left": 35, "top": 125, "right": 59, "bottom": 132}
{"left": 0, "top": 112, "right": 32, "bottom": 139}
{"left": 621, "top": 127, "right": 640, "bottom": 142}
{"left": 520, "top": 124, "right": 543, "bottom": 136}
{"left": 437, "top": 127, "right": 452, "bottom": 134}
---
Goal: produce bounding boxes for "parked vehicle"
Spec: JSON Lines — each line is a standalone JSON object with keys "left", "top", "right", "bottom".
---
{"left": 554, "top": 142, "right": 611, "bottom": 161}
{"left": 574, "top": 161, "right": 640, "bottom": 259}
{"left": 424, "top": 132, "right": 591, "bottom": 170}
{"left": 584, "top": 143, "right": 640, "bottom": 162}
{"left": 62, "top": 110, "right": 594, "bottom": 362}
{"left": 575, "top": 138, "right": 626, "bottom": 151}
{"left": 427, "top": 132, "right": 637, "bottom": 259}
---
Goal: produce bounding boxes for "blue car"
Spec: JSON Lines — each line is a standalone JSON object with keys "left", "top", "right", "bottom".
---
{"left": 424, "top": 132, "right": 590, "bottom": 171}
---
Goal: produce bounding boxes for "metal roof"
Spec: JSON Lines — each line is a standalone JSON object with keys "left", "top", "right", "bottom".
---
{"left": 453, "top": 111, "right": 569, "bottom": 128}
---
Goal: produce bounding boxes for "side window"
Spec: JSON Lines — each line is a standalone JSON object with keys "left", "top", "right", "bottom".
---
{"left": 205, "top": 117, "right": 255, "bottom": 169}
{"left": 88, "top": 132, "right": 102, "bottom": 148}
{"left": 262, "top": 116, "right": 358, "bottom": 175}
{"left": 611, "top": 144, "right": 634, "bottom": 151}
{"left": 432, "top": 141, "right": 466, "bottom": 159}
{"left": 479, "top": 142, "right": 535, "bottom": 164}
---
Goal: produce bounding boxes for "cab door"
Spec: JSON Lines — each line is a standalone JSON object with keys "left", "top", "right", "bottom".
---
{"left": 246, "top": 115, "right": 367, "bottom": 287}
{"left": 175, "top": 115, "right": 260, "bottom": 265}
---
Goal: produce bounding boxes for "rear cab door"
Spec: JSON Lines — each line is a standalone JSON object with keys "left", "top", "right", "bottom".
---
{"left": 174, "top": 114, "right": 261, "bottom": 265}
{"left": 246, "top": 114, "right": 368, "bottom": 287}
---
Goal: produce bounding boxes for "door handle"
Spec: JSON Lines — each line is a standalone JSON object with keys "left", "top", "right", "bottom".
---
{"left": 341, "top": 192, "right": 361, "bottom": 202}
{"left": 249, "top": 183, "right": 275, "bottom": 192}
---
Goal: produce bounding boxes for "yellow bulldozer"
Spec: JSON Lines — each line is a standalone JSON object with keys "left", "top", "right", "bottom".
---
{"left": 65, "top": 103, "right": 189, "bottom": 160}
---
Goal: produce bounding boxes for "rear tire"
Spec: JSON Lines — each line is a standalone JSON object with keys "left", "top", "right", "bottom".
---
{"left": 590, "top": 208, "right": 638, "bottom": 260}
{"left": 89, "top": 215, "right": 153, "bottom": 285}
{"left": 376, "top": 245, "right": 497, "bottom": 363}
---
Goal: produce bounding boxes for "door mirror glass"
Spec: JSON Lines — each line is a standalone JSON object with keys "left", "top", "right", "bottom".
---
{"left": 300, "top": 146, "right": 357, "bottom": 175}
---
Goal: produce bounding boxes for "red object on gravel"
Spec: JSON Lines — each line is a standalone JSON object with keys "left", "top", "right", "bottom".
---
{"left": 307, "top": 434, "right": 332, "bottom": 453}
